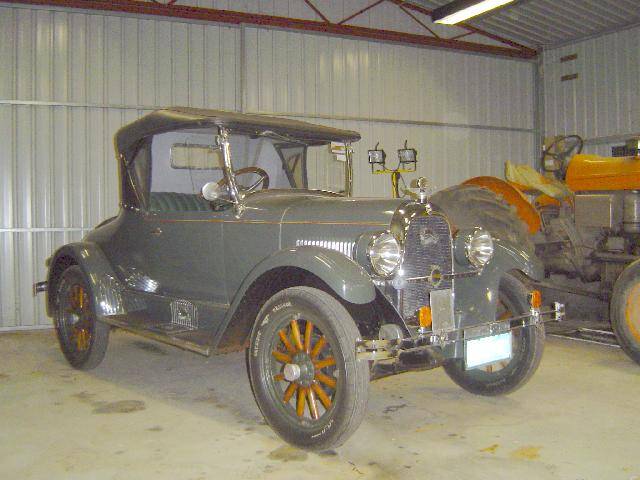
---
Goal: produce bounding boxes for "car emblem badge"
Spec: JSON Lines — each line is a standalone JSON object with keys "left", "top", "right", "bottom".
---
{"left": 419, "top": 227, "right": 438, "bottom": 247}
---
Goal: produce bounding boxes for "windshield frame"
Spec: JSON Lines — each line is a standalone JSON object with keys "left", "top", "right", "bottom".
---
{"left": 219, "top": 127, "right": 354, "bottom": 212}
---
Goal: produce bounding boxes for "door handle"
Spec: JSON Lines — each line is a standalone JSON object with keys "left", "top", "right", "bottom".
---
{"left": 150, "top": 227, "right": 163, "bottom": 236}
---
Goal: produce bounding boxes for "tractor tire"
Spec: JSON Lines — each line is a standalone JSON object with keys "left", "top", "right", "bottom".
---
{"left": 431, "top": 184, "right": 534, "bottom": 253}
{"left": 611, "top": 260, "right": 640, "bottom": 365}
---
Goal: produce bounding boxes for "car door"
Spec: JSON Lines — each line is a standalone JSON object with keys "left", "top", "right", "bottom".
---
{"left": 135, "top": 130, "right": 228, "bottom": 307}
{"left": 142, "top": 208, "right": 226, "bottom": 306}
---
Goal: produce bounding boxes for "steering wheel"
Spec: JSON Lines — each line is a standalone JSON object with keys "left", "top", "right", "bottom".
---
{"left": 218, "top": 167, "right": 269, "bottom": 193}
{"left": 541, "top": 135, "right": 584, "bottom": 179}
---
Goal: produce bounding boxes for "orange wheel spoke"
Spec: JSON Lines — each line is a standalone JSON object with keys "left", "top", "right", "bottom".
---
{"left": 290, "top": 319, "right": 303, "bottom": 351}
{"left": 307, "top": 388, "right": 319, "bottom": 420}
{"left": 283, "top": 382, "right": 297, "bottom": 403}
{"left": 314, "top": 356, "right": 336, "bottom": 370}
{"left": 274, "top": 373, "right": 284, "bottom": 382}
{"left": 315, "top": 371, "right": 336, "bottom": 389}
{"left": 311, "top": 383, "right": 332, "bottom": 409}
{"left": 304, "top": 321, "right": 313, "bottom": 354}
{"left": 272, "top": 350, "right": 292, "bottom": 364}
{"left": 296, "top": 387, "right": 307, "bottom": 417}
{"left": 79, "top": 289, "right": 86, "bottom": 311}
{"left": 278, "top": 330, "right": 296, "bottom": 354}
{"left": 310, "top": 336, "right": 326, "bottom": 359}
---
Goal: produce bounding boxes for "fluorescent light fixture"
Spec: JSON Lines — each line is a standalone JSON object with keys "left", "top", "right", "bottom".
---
{"left": 432, "top": 0, "right": 515, "bottom": 25}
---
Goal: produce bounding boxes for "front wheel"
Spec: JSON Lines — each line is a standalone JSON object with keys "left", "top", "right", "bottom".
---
{"left": 611, "top": 261, "right": 640, "bottom": 365}
{"left": 443, "top": 273, "right": 545, "bottom": 396}
{"left": 247, "top": 286, "right": 369, "bottom": 451}
{"left": 54, "top": 265, "right": 110, "bottom": 369}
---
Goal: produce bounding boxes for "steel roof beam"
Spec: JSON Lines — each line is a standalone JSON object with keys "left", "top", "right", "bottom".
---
{"left": 3, "top": 0, "right": 537, "bottom": 59}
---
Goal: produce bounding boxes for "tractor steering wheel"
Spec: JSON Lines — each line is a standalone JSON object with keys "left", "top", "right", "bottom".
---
{"left": 541, "top": 135, "right": 584, "bottom": 180}
{"left": 218, "top": 167, "right": 270, "bottom": 193}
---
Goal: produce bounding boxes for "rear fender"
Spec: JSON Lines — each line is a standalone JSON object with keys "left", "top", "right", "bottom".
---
{"left": 47, "top": 242, "right": 124, "bottom": 318}
{"left": 463, "top": 176, "right": 542, "bottom": 234}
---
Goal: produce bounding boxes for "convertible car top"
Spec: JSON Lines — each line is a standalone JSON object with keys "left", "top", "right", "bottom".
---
{"left": 115, "top": 107, "right": 361, "bottom": 160}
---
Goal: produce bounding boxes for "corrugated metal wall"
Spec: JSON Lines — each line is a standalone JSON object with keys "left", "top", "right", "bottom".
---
{"left": 543, "top": 23, "right": 640, "bottom": 156}
{"left": 0, "top": 4, "right": 535, "bottom": 329}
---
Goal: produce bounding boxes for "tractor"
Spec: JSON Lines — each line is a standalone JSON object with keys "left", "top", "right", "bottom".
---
{"left": 464, "top": 136, "right": 640, "bottom": 365}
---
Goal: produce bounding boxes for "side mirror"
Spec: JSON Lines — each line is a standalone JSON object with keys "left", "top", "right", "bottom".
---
{"left": 201, "top": 182, "right": 223, "bottom": 202}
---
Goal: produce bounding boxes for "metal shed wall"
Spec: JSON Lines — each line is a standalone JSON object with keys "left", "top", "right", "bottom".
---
{"left": 0, "top": 3, "right": 535, "bottom": 329}
{"left": 543, "top": 23, "right": 640, "bottom": 156}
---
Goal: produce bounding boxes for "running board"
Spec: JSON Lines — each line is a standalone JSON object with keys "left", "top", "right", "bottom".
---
{"left": 102, "top": 316, "right": 211, "bottom": 356}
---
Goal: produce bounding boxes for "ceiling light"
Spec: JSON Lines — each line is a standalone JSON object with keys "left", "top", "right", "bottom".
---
{"left": 432, "top": 0, "right": 515, "bottom": 25}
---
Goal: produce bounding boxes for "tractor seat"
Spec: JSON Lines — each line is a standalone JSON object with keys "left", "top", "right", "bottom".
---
{"left": 149, "top": 192, "right": 211, "bottom": 212}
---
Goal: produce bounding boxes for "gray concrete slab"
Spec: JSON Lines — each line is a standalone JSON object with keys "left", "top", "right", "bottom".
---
{"left": 1, "top": 330, "right": 638, "bottom": 480}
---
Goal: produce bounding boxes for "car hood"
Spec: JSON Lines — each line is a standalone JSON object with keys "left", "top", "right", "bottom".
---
{"left": 283, "top": 194, "right": 404, "bottom": 226}
{"left": 242, "top": 190, "right": 404, "bottom": 226}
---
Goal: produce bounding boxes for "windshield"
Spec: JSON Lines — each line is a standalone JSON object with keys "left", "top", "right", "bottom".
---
{"left": 148, "top": 129, "right": 346, "bottom": 210}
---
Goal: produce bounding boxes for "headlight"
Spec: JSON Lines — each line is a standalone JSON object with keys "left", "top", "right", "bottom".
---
{"left": 368, "top": 232, "right": 402, "bottom": 277}
{"left": 465, "top": 228, "right": 494, "bottom": 267}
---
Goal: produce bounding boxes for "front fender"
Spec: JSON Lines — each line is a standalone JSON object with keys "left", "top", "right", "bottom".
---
{"left": 227, "top": 246, "right": 376, "bottom": 315}
{"left": 455, "top": 238, "right": 542, "bottom": 329}
{"left": 47, "top": 242, "right": 124, "bottom": 318}
{"left": 212, "top": 246, "right": 377, "bottom": 351}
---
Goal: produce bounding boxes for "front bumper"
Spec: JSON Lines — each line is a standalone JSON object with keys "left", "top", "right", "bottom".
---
{"left": 356, "top": 302, "right": 564, "bottom": 361}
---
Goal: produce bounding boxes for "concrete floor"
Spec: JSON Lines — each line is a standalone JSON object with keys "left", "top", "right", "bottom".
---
{"left": 1, "top": 330, "right": 639, "bottom": 480}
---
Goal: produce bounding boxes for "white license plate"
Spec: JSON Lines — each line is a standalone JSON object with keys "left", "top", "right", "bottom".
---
{"left": 465, "top": 332, "right": 512, "bottom": 369}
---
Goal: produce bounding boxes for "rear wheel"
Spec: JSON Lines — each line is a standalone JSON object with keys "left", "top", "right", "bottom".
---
{"left": 54, "top": 266, "right": 110, "bottom": 369}
{"left": 611, "top": 262, "right": 640, "bottom": 365}
{"left": 247, "top": 286, "right": 369, "bottom": 451}
{"left": 443, "top": 274, "right": 545, "bottom": 396}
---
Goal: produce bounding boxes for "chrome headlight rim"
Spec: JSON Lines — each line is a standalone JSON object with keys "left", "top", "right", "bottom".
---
{"left": 465, "top": 228, "right": 494, "bottom": 268}
{"left": 367, "top": 231, "right": 403, "bottom": 277}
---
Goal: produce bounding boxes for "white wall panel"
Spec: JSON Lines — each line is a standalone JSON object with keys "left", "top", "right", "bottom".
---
{"left": 245, "top": 27, "right": 534, "bottom": 130}
{"left": 543, "top": 24, "right": 640, "bottom": 153}
{"left": 299, "top": 116, "right": 534, "bottom": 197}
{"left": 0, "top": 4, "right": 535, "bottom": 329}
{"left": 0, "top": 5, "right": 240, "bottom": 329}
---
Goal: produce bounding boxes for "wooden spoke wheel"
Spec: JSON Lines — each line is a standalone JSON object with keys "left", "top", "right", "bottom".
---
{"left": 248, "top": 286, "right": 369, "bottom": 451}
{"left": 270, "top": 317, "right": 337, "bottom": 421}
{"left": 443, "top": 273, "right": 545, "bottom": 396}
{"left": 54, "top": 266, "right": 110, "bottom": 370}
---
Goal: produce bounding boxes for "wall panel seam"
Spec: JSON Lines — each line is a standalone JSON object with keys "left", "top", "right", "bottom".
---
{"left": 0, "top": 100, "right": 536, "bottom": 133}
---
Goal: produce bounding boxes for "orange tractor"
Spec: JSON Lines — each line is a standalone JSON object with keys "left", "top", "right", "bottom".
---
{"left": 465, "top": 136, "right": 640, "bottom": 365}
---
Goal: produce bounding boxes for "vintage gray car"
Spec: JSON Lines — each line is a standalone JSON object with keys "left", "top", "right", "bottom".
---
{"left": 36, "top": 108, "right": 563, "bottom": 450}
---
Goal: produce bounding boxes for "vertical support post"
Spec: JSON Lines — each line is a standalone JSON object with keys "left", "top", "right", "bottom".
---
{"left": 533, "top": 52, "right": 545, "bottom": 172}
{"left": 345, "top": 143, "right": 354, "bottom": 197}
{"left": 239, "top": 23, "right": 247, "bottom": 113}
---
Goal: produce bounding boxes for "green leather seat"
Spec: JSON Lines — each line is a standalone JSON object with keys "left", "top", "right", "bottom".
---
{"left": 149, "top": 192, "right": 210, "bottom": 212}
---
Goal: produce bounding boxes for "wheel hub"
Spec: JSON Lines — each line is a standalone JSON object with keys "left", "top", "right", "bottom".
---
{"left": 283, "top": 363, "right": 301, "bottom": 382}
{"left": 288, "top": 352, "right": 316, "bottom": 387}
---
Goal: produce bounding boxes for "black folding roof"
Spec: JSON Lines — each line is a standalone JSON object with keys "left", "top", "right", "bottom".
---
{"left": 115, "top": 107, "right": 361, "bottom": 160}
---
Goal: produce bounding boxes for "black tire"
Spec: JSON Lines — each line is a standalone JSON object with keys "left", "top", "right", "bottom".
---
{"left": 610, "top": 261, "right": 640, "bottom": 365}
{"left": 54, "top": 265, "right": 110, "bottom": 370}
{"left": 431, "top": 184, "right": 535, "bottom": 255}
{"left": 443, "top": 273, "right": 545, "bottom": 396}
{"left": 247, "top": 286, "right": 369, "bottom": 451}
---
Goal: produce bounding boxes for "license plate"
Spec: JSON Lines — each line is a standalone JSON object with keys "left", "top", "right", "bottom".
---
{"left": 465, "top": 332, "right": 512, "bottom": 369}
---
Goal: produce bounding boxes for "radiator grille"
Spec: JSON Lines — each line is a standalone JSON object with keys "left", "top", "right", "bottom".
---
{"left": 401, "top": 213, "right": 453, "bottom": 319}
{"left": 295, "top": 239, "right": 354, "bottom": 258}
